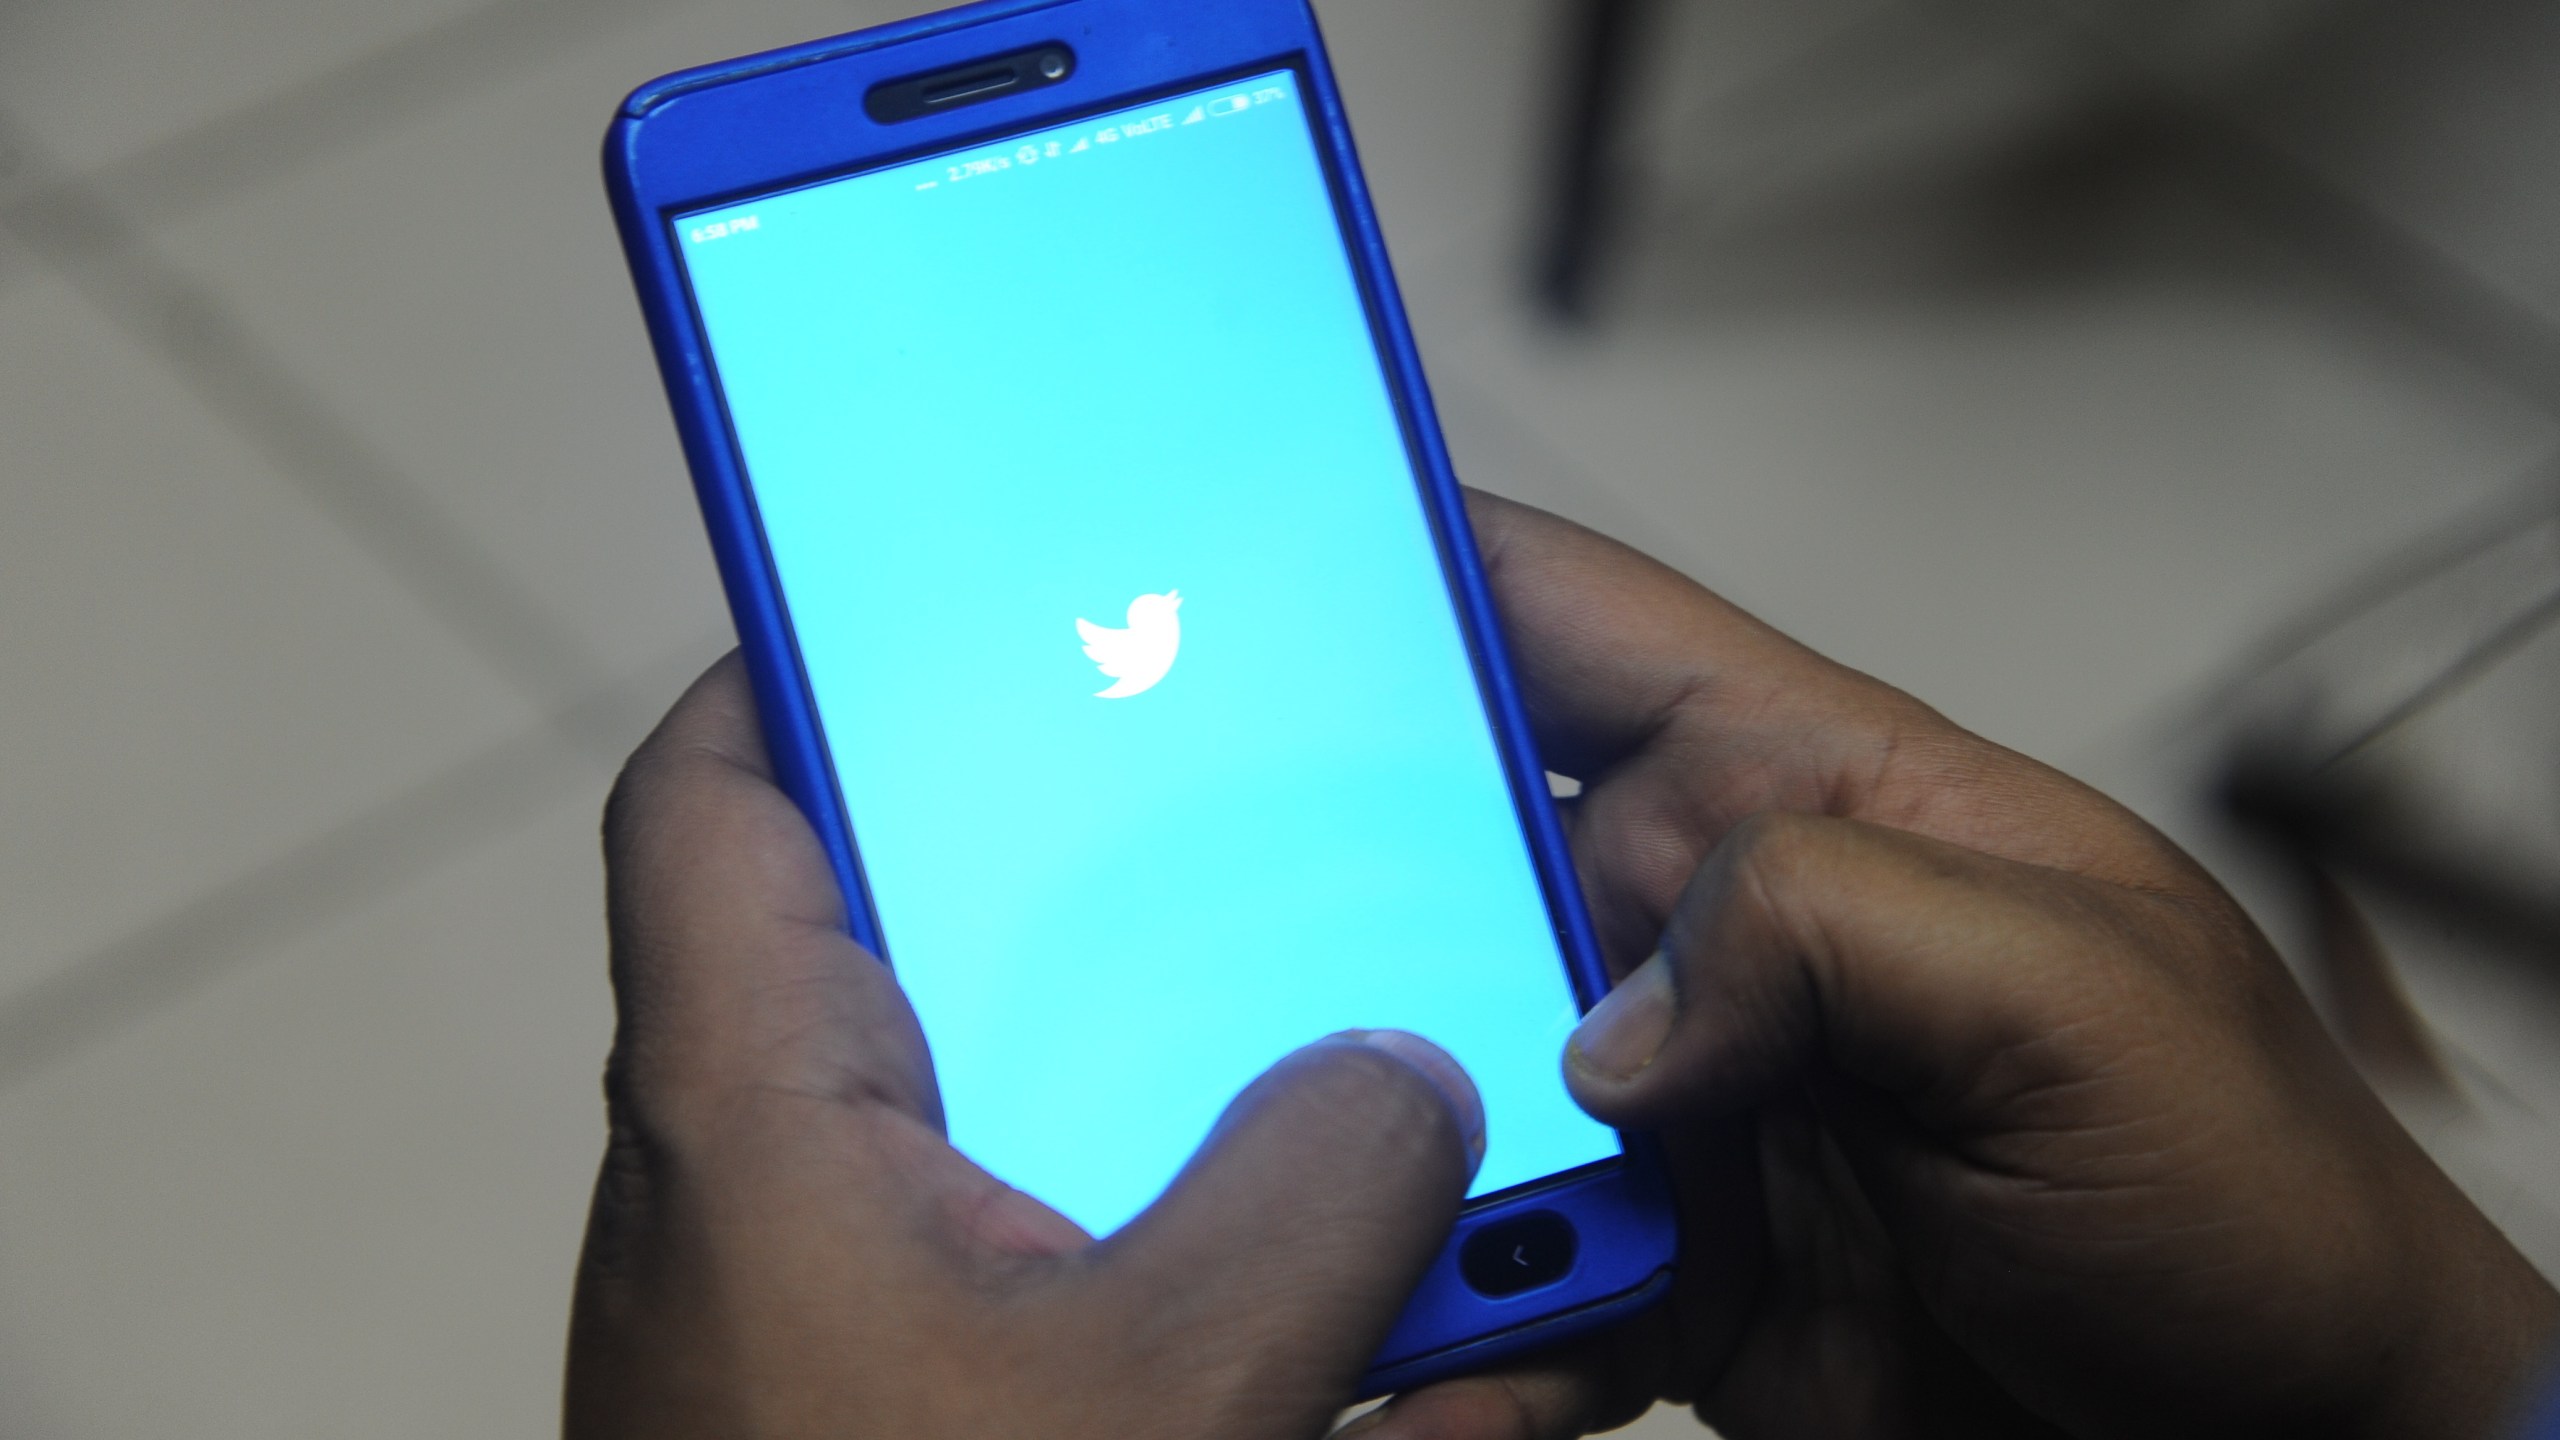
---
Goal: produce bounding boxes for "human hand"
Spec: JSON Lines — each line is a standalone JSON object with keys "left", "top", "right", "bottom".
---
{"left": 1352, "top": 494, "right": 2557, "bottom": 1440}
{"left": 564, "top": 656, "right": 1485, "bottom": 1440}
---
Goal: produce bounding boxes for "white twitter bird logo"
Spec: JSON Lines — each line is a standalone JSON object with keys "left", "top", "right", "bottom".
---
{"left": 1077, "top": 590, "right": 1183, "bottom": 699}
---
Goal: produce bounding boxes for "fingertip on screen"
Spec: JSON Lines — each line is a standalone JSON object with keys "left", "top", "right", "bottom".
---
{"left": 1338, "top": 1029, "right": 1488, "bottom": 1176}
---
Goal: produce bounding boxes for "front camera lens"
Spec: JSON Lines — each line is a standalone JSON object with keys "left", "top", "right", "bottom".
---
{"left": 1039, "top": 51, "right": 1070, "bottom": 79}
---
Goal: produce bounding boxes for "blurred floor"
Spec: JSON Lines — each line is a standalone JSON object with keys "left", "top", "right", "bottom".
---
{"left": 0, "top": 0, "right": 2553, "bottom": 1435}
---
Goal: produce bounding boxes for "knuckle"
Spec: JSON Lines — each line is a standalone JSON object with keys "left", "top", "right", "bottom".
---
{"left": 600, "top": 733, "right": 699, "bottom": 861}
{"left": 596, "top": 1037, "right": 686, "bottom": 1159}
{"left": 598, "top": 751, "right": 653, "bottom": 853}
{"left": 1858, "top": 690, "right": 1969, "bottom": 775}
{"left": 1721, "top": 809, "right": 1945, "bottom": 904}
{"left": 1720, "top": 810, "right": 1831, "bottom": 888}
{"left": 601, "top": 734, "right": 765, "bottom": 889}
{"left": 1689, "top": 812, "right": 1911, "bottom": 967}
{"left": 577, "top": 1054, "right": 684, "bottom": 1283}
{"left": 605, "top": 733, "right": 712, "bottom": 831}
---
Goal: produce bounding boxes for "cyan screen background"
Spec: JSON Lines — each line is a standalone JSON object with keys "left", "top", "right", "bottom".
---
{"left": 677, "top": 69, "right": 1615, "bottom": 1235}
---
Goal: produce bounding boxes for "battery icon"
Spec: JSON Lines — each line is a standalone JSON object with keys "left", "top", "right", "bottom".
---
{"left": 1208, "top": 95, "right": 1252, "bottom": 117}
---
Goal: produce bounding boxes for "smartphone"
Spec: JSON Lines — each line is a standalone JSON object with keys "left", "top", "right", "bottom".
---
{"left": 604, "top": 0, "right": 1676, "bottom": 1392}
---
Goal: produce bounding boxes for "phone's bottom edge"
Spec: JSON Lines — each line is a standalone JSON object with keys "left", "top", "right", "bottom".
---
{"left": 1353, "top": 1265, "right": 1675, "bottom": 1402}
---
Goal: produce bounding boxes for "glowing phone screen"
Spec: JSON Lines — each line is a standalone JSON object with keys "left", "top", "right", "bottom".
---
{"left": 676, "top": 68, "right": 1616, "bottom": 1234}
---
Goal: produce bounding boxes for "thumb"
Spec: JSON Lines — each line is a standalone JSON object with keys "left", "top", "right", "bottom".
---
{"left": 1562, "top": 812, "right": 2120, "bottom": 1132}
{"left": 1087, "top": 1031, "right": 1484, "bottom": 1432}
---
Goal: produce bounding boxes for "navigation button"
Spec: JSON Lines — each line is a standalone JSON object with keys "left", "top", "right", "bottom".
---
{"left": 1458, "top": 1211, "right": 1578, "bottom": 1298}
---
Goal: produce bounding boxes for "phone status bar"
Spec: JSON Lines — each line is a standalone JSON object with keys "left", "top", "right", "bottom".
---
{"left": 680, "top": 74, "right": 1296, "bottom": 248}
{"left": 909, "top": 82, "right": 1289, "bottom": 195}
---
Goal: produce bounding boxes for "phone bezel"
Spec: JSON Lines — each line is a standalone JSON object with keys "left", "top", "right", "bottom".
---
{"left": 604, "top": 0, "right": 1678, "bottom": 1391}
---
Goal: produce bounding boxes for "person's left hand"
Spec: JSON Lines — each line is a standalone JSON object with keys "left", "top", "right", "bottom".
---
{"left": 564, "top": 655, "right": 1486, "bottom": 1440}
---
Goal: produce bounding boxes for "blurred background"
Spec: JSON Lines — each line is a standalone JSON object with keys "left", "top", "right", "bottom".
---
{"left": 0, "top": 0, "right": 2554, "bottom": 1433}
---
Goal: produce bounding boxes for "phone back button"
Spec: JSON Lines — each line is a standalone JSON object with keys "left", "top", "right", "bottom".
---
{"left": 1458, "top": 1211, "right": 1578, "bottom": 1298}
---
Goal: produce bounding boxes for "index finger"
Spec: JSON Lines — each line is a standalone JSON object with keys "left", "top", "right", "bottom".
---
{"left": 600, "top": 653, "right": 942, "bottom": 1139}
{"left": 1465, "top": 488, "right": 1861, "bottom": 786}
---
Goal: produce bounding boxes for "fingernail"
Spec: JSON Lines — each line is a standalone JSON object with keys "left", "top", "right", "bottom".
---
{"left": 1331, "top": 1404, "right": 1392, "bottom": 1439}
{"left": 1570, "top": 954, "right": 1676, "bottom": 1082}
{"left": 1343, "top": 1030, "right": 1486, "bottom": 1178}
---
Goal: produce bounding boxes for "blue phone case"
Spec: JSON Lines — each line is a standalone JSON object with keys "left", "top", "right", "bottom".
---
{"left": 604, "top": 0, "right": 1677, "bottom": 1394}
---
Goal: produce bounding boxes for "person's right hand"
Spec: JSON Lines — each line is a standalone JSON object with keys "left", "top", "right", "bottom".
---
{"left": 1351, "top": 493, "right": 2558, "bottom": 1440}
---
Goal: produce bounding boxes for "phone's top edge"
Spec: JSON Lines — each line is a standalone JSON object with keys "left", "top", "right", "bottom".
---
{"left": 616, "top": 0, "right": 1080, "bottom": 119}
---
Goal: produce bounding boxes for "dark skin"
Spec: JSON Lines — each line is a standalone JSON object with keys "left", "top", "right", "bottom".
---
{"left": 565, "top": 650, "right": 1487, "bottom": 1440}
{"left": 565, "top": 492, "right": 2557, "bottom": 1439}
{"left": 1353, "top": 494, "right": 2560, "bottom": 1440}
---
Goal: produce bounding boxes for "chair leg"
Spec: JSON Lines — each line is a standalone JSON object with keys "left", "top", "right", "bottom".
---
{"left": 1534, "top": 0, "right": 1657, "bottom": 320}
